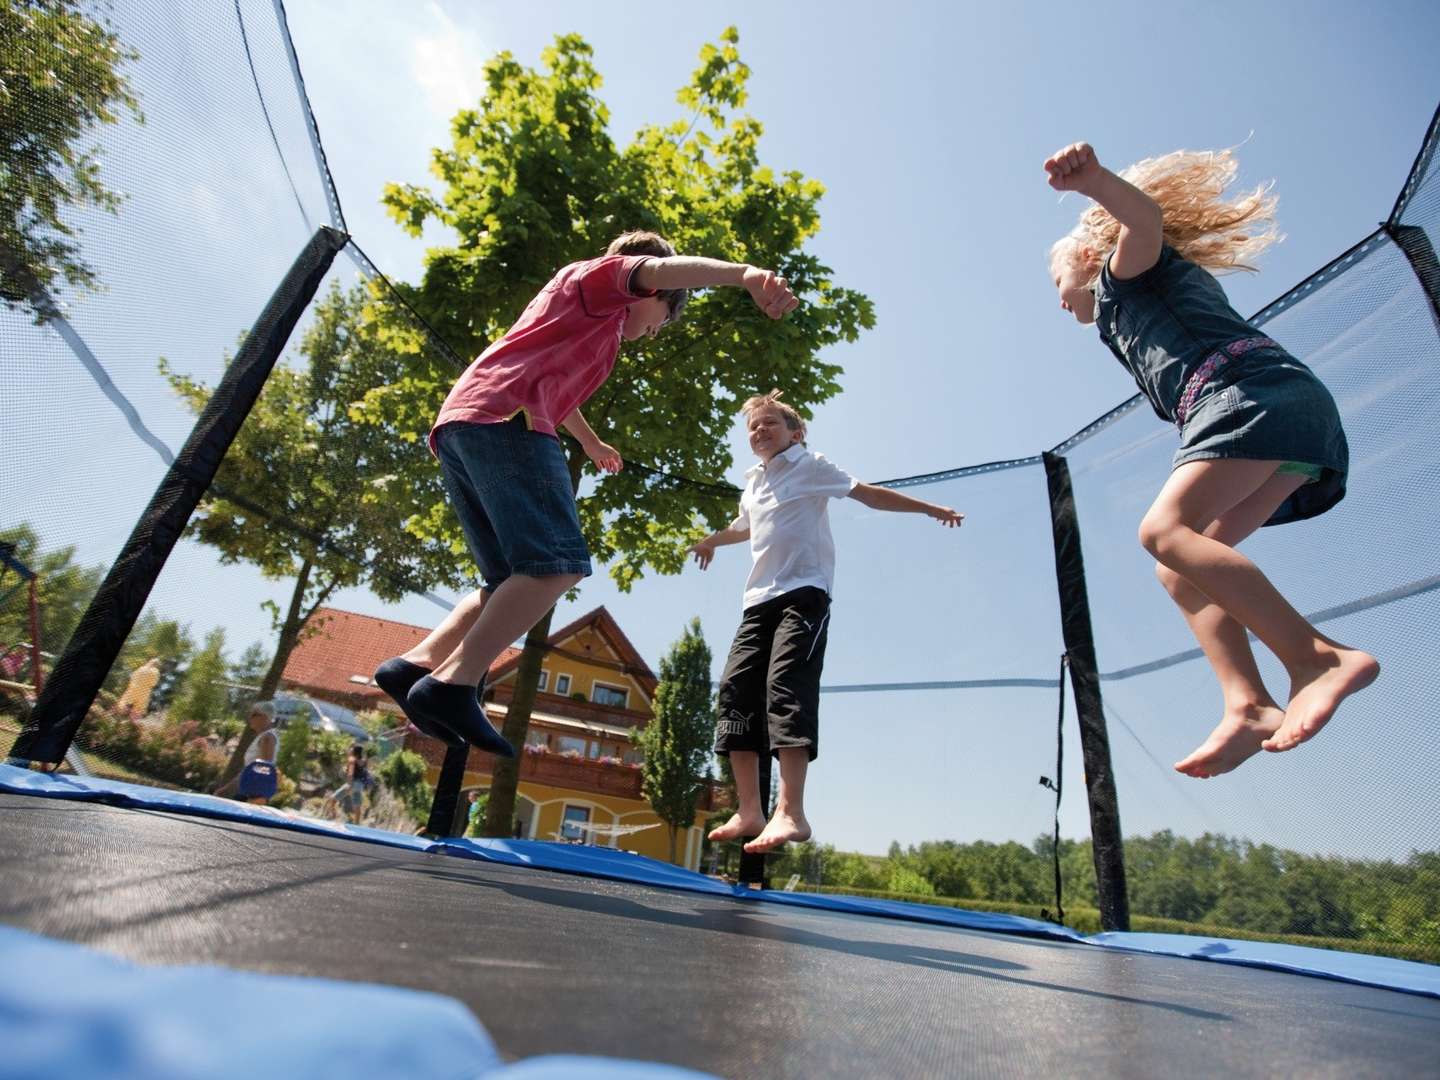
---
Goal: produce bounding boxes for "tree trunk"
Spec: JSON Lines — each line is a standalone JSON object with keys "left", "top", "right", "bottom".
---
{"left": 482, "top": 607, "right": 554, "bottom": 836}
{"left": 668, "top": 825, "right": 678, "bottom": 864}
{"left": 217, "top": 557, "right": 314, "bottom": 789}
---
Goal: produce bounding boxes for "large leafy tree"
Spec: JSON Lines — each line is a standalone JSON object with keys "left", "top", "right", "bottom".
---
{"left": 368, "top": 28, "right": 874, "bottom": 834}
{"left": 164, "top": 281, "right": 464, "bottom": 778}
{"left": 639, "top": 618, "right": 716, "bottom": 863}
{"left": 0, "top": 0, "right": 141, "bottom": 316}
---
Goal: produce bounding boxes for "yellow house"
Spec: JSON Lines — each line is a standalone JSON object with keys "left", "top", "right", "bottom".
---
{"left": 283, "top": 605, "right": 728, "bottom": 870}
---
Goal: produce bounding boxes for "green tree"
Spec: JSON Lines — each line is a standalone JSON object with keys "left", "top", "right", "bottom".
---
{"left": 0, "top": 524, "right": 103, "bottom": 664}
{"left": 369, "top": 29, "right": 873, "bottom": 834}
{"left": 164, "top": 282, "right": 466, "bottom": 783}
{"left": 167, "top": 626, "right": 228, "bottom": 728}
{"left": 226, "top": 641, "right": 269, "bottom": 717}
{"left": 639, "top": 618, "right": 716, "bottom": 863}
{"left": 1, "top": 0, "right": 141, "bottom": 317}
{"left": 376, "top": 749, "right": 435, "bottom": 824}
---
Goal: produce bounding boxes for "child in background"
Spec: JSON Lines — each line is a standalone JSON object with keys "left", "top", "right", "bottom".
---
{"left": 690, "top": 392, "right": 963, "bottom": 852}
{"left": 374, "top": 232, "right": 798, "bottom": 754}
{"left": 1044, "top": 141, "right": 1378, "bottom": 778}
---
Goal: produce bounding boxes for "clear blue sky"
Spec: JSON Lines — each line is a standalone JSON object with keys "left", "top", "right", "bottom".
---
{"left": 5, "top": 1, "right": 1436, "bottom": 857}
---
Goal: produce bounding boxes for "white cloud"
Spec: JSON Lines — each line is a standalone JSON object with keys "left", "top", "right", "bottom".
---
{"left": 411, "top": 3, "right": 487, "bottom": 119}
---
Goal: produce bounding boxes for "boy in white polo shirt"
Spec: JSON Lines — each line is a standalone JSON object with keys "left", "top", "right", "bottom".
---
{"left": 688, "top": 392, "right": 963, "bottom": 853}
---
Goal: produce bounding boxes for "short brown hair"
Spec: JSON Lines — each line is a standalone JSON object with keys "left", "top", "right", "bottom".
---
{"left": 741, "top": 389, "right": 806, "bottom": 442}
{"left": 607, "top": 230, "right": 688, "bottom": 325}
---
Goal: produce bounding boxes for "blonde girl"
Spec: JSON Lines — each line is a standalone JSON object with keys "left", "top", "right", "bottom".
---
{"left": 1045, "top": 142, "right": 1378, "bottom": 779}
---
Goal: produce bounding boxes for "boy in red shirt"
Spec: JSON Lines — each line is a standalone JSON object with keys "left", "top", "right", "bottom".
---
{"left": 375, "top": 232, "right": 797, "bottom": 753}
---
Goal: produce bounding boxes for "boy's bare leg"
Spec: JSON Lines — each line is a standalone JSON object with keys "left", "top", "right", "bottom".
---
{"left": 431, "top": 573, "right": 582, "bottom": 685}
{"left": 744, "top": 747, "right": 811, "bottom": 853}
{"left": 708, "top": 750, "right": 766, "bottom": 841}
{"left": 403, "top": 588, "right": 488, "bottom": 667}
{"left": 1142, "top": 460, "right": 1379, "bottom": 758}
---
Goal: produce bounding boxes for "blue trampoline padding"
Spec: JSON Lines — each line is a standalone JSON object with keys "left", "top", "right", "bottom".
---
{"left": 0, "top": 924, "right": 501, "bottom": 1080}
{"left": 3, "top": 764, "right": 1436, "bottom": 1000}
{"left": 0, "top": 927, "right": 723, "bottom": 1080}
{"left": 1087, "top": 931, "right": 1440, "bottom": 998}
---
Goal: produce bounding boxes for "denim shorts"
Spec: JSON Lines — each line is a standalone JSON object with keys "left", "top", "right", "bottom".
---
{"left": 1174, "top": 347, "right": 1349, "bottom": 526}
{"left": 434, "top": 418, "right": 593, "bottom": 589}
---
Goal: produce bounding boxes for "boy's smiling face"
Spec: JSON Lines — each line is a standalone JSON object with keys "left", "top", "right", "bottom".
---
{"left": 747, "top": 405, "right": 802, "bottom": 462}
{"left": 621, "top": 294, "right": 670, "bottom": 340}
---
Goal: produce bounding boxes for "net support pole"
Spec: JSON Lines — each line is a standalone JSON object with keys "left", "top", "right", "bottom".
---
{"left": 426, "top": 743, "right": 471, "bottom": 837}
{"left": 10, "top": 225, "right": 349, "bottom": 765}
{"left": 1041, "top": 450, "right": 1129, "bottom": 931}
{"left": 1384, "top": 223, "right": 1440, "bottom": 333}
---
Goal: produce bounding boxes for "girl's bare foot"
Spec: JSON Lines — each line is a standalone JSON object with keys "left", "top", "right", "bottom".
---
{"left": 1264, "top": 648, "right": 1379, "bottom": 752}
{"left": 743, "top": 810, "right": 811, "bottom": 853}
{"left": 708, "top": 812, "right": 765, "bottom": 843}
{"left": 1174, "top": 703, "right": 1285, "bottom": 779}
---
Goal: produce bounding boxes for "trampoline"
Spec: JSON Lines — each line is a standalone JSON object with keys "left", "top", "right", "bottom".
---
{"left": 3, "top": 783, "right": 1439, "bottom": 1078}
{"left": 4, "top": 3, "right": 1440, "bottom": 1075}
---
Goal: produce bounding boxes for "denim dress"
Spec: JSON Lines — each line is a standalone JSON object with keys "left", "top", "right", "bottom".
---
{"left": 1094, "top": 246, "right": 1349, "bottom": 525}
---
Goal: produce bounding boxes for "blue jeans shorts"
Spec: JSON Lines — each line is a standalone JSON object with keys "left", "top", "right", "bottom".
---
{"left": 434, "top": 418, "right": 593, "bottom": 590}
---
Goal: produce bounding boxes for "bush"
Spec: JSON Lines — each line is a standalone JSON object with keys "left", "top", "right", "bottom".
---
{"left": 376, "top": 749, "right": 433, "bottom": 823}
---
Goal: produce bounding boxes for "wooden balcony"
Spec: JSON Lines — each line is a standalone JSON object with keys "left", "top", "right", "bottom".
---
{"left": 410, "top": 734, "right": 730, "bottom": 809}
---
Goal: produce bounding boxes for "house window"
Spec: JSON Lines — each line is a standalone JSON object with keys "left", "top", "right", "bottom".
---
{"left": 554, "top": 673, "right": 571, "bottom": 696}
{"left": 591, "top": 683, "right": 627, "bottom": 708}
{"left": 560, "top": 804, "right": 590, "bottom": 843}
{"left": 555, "top": 735, "right": 587, "bottom": 757}
{"left": 537, "top": 670, "right": 549, "bottom": 692}
{"left": 525, "top": 730, "right": 547, "bottom": 749}
{"left": 623, "top": 748, "right": 644, "bottom": 765}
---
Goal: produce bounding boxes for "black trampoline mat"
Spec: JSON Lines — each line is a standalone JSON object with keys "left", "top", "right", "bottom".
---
{"left": 2, "top": 796, "right": 1437, "bottom": 1078}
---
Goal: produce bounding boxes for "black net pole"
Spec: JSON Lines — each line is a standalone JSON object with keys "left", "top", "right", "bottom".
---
{"left": 1041, "top": 451, "right": 1129, "bottom": 931}
{"left": 425, "top": 743, "right": 471, "bottom": 837}
{"left": 1384, "top": 223, "right": 1440, "bottom": 333}
{"left": 10, "top": 225, "right": 349, "bottom": 765}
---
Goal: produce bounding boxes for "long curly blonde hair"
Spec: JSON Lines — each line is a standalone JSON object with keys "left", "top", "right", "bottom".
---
{"left": 1054, "top": 148, "right": 1281, "bottom": 286}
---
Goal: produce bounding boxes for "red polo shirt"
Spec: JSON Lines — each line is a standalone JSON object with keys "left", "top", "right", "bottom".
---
{"left": 429, "top": 254, "right": 656, "bottom": 451}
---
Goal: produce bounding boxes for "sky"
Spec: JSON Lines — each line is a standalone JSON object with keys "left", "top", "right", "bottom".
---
{"left": 4, "top": 0, "right": 1438, "bottom": 858}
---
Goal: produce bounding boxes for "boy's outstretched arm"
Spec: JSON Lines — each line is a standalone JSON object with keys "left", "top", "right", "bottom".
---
{"left": 850, "top": 483, "right": 964, "bottom": 527}
{"left": 687, "top": 520, "right": 751, "bottom": 570}
{"left": 1043, "top": 141, "right": 1163, "bottom": 278}
{"left": 633, "top": 257, "right": 798, "bottom": 319}
{"left": 560, "top": 408, "right": 622, "bottom": 473}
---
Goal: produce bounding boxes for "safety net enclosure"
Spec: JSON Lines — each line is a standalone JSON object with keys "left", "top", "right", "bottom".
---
{"left": 2, "top": 1, "right": 1439, "bottom": 1074}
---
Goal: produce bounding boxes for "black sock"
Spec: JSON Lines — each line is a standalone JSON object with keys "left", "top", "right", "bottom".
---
{"left": 407, "top": 675, "right": 515, "bottom": 758}
{"left": 373, "top": 658, "right": 462, "bottom": 747}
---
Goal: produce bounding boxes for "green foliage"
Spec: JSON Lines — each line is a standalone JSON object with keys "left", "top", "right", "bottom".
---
{"left": 82, "top": 710, "right": 226, "bottom": 792}
{"left": 162, "top": 281, "right": 467, "bottom": 699}
{"left": 639, "top": 619, "right": 715, "bottom": 857}
{"left": 368, "top": 27, "right": 874, "bottom": 591}
{"left": 376, "top": 749, "right": 434, "bottom": 823}
{"left": 0, "top": 523, "right": 103, "bottom": 668}
{"left": 275, "top": 718, "right": 309, "bottom": 781}
{"left": 1, "top": 0, "right": 142, "bottom": 315}
{"left": 786, "top": 830, "right": 1440, "bottom": 959}
{"left": 167, "top": 627, "right": 228, "bottom": 728}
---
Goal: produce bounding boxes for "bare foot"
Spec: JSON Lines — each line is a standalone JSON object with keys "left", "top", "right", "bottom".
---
{"left": 1264, "top": 648, "right": 1379, "bottom": 752}
{"left": 1174, "top": 704, "right": 1285, "bottom": 779}
{"left": 708, "top": 812, "right": 765, "bottom": 843}
{"left": 742, "top": 810, "right": 811, "bottom": 853}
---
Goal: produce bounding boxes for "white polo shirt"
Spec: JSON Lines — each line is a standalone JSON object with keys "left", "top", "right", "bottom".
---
{"left": 735, "top": 443, "right": 858, "bottom": 609}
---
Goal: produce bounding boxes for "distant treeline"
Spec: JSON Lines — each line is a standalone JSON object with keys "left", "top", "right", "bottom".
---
{"left": 766, "top": 830, "right": 1440, "bottom": 953}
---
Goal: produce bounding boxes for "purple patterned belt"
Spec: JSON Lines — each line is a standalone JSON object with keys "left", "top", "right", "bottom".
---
{"left": 1174, "top": 336, "right": 1279, "bottom": 427}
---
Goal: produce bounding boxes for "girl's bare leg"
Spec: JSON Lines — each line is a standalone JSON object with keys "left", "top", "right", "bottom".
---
{"left": 1141, "top": 460, "right": 1378, "bottom": 764}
